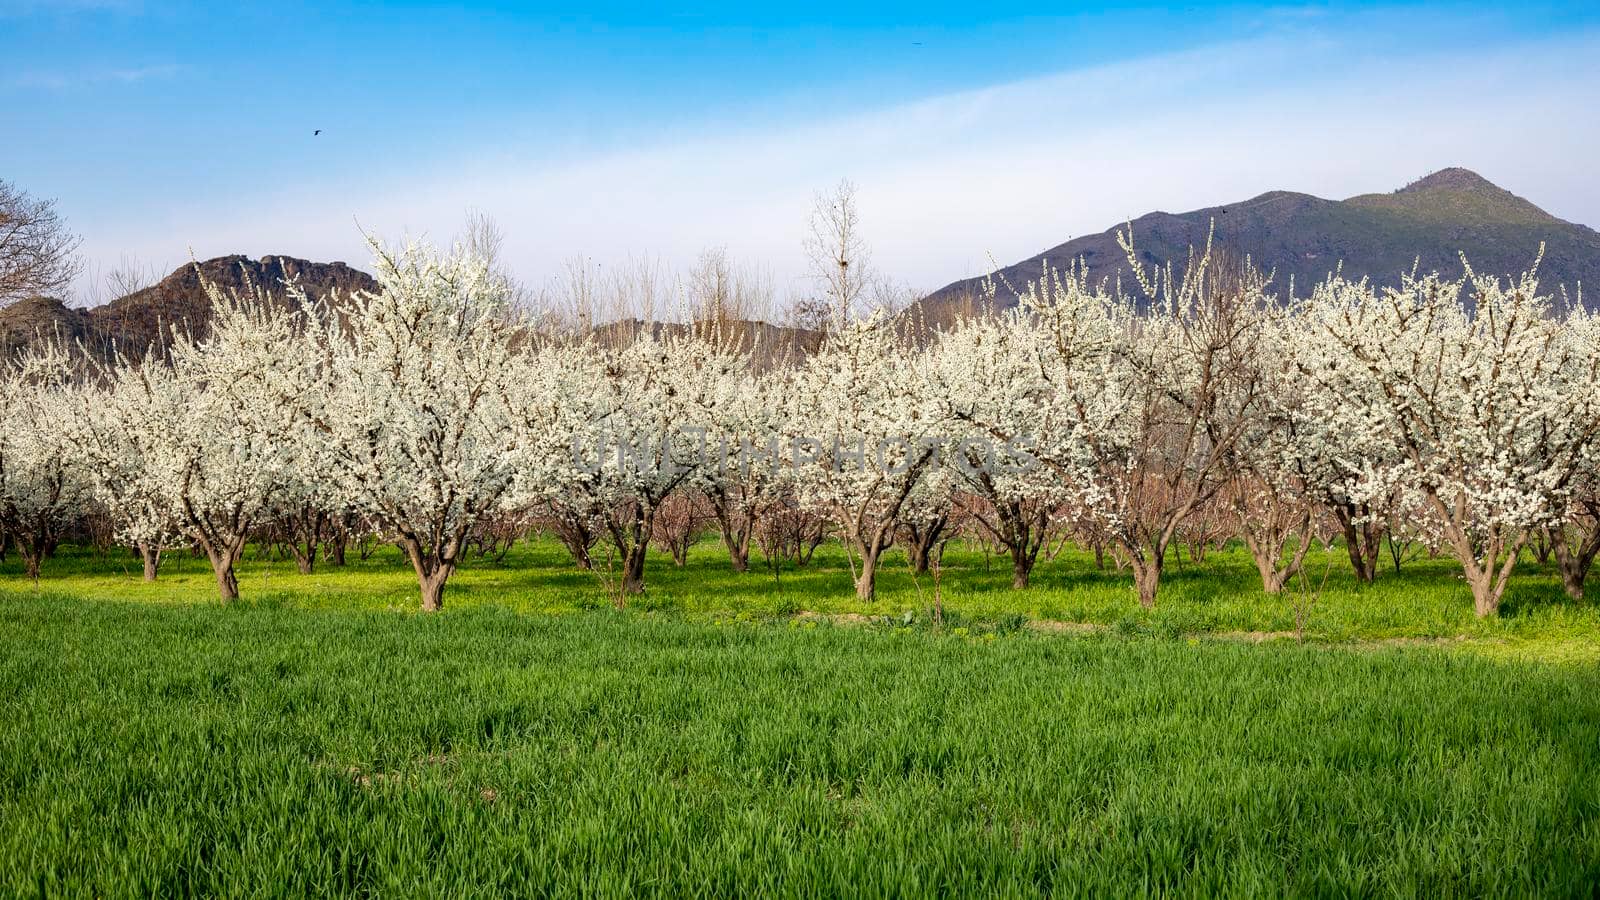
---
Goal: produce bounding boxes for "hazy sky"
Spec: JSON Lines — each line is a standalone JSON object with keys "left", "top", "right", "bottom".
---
{"left": 4, "top": 1, "right": 1599, "bottom": 304}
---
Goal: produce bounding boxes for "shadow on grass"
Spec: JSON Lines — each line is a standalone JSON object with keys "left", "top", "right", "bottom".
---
{"left": 4, "top": 537, "right": 1599, "bottom": 650}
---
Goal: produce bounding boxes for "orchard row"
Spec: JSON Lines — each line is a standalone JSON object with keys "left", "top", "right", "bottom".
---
{"left": 3, "top": 232, "right": 1594, "bottom": 617}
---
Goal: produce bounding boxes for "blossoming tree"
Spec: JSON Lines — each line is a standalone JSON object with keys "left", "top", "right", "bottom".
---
{"left": 1302, "top": 253, "right": 1600, "bottom": 616}
{"left": 926, "top": 309, "right": 1063, "bottom": 588}
{"left": 107, "top": 276, "right": 311, "bottom": 601}
{"left": 518, "top": 331, "right": 744, "bottom": 597}
{"left": 788, "top": 314, "right": 936, "bottom": 601}
{"left": 307, "top": 241, "right": 522, "bottom": 612}
{"left": 0, "top": 343, "right": 90, "bottom": 580}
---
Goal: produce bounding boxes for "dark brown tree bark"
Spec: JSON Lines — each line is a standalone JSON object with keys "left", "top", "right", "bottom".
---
{"left": 1333, "top": 502, "right": 1382, "bottom": 583}
{"left": 852, "top": 522, "right": 895, "bottom": 602}
{"left": 607, "top": 499, "right": 659, "bottom": 600}
{"left": 200, "top": 536, "right": 245, "bottom": 602}
{"left": 550, "top": 511, "right": 599, "bottom": 570}
{"left": 399, "top": 534, "right": 461, "bottom": 613}
{"left": 707, "top": 486, "right": 759, "bottom": 573}
{"left": 901, "top": 511, "right": 949, "bottom": 576}
{"left": 139, "top": 542, "right": 161, "bottom": 582}
{"left": 1547, "top": 520, "right": 1600, "bottom": 601}
{"left": 1131, "top": 552, "right": 1163, "bottom": 610}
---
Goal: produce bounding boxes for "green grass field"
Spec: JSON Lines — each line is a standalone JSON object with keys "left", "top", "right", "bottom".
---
{"left": 8, "top": 537, "right": 1598, "bottom": 659}
{"left": 2, "top": 538, "right": 1599, "bottom": 895}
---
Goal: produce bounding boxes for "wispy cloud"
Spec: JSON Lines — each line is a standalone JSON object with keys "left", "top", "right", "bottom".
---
{"left": 8, "top": 61, "right": 183, "bottom": 90}
{"left": 108, "top": 62, "right": 180, "bottom": 82}
{"left": 77, "top": 26, "right": 1600, "bottom": 303}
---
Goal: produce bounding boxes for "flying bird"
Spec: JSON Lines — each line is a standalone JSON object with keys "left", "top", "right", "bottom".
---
{"left": 314, "top": 129, "right": 322, "bottom": 136}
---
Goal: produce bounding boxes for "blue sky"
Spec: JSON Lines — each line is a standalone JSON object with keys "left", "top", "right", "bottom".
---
{"left": 4, "top": 1, "right": 1600, "bottom": 303}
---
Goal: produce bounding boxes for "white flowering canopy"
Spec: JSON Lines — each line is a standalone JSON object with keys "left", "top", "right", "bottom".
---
{"left": 785, "top": 314, "right": 937, "bottom": 599}
{"left": 0, "top": 343, "right": 92, "bottom": 577}
{"left": 1300, "top": 257, "right": 1600, "bottom": 615}
{"left": 309, "top": 241, "right": 523, "bottom": 610}
{"left": 5, "top": 228, "right": 1599, "bottom": 619}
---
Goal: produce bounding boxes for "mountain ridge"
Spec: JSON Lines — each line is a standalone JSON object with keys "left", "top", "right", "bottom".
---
{"left": 6, "top": 168, "right": 1595, "bottom": 361}
{"left": 916, "top": 168, "right": 1600, "bottom": 321}
{"left": 0, "top": 255, "right": 376, "bottom": 362}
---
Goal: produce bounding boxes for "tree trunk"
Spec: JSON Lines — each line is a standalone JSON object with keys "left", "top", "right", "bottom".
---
{"left": 1244, "top": 521, "right": 1313, "bottom": 595}
{"left": 908, "top": 540, "right": 932, "bottom": 575}
{"left": 1444, "top": 526, "right": 1521, "bottom": 619}
{"left": 197, "top": 531, "right": 247, "bottom": 603}
{"left": 1335, "top": 507, "right": 1381, "bottom": 583}
{"left": 570, "top": 546, "right": 593, "bottom": 570}
{"left": 609, "top": 500, "right": 661, "bottom": 599}
{"left": 1547, "top": 524, "right": 1600, "bottom": 602}
{"left": 1356, "top": 525, "right": 1380, "bottom": 582}
{"left": 621, "top": 543, "right": 648, "bottom": 597}
{"left": 797, "top": 524, "right": 824, "bottom": 567}
{"left": 1011, "top": 550, "right": 1032, "bottom": 590}
{"left": 902, "top": 514, "right": 948, "bottom": 576}
{"left": 1532, "top": 531, "right": 1553, "bottom": 565}
{"left": 1255, "top": 558, "right": 1292, "bottom": 594}
{"left": 713, "top": 500, "right": 753, "bottom": 573}
{"left": 418, "top": 566, "right": 449, "bottom": 612}
{"left": 139, "top": 542, "right": 161, "bottom": 582}
{"left": 855, "top": 546, "right": 882, "bottom": 602}
{"left": 282, "top": 506, "right": 325, "bottom": 574}
{"left": 1467, "top": 570, "right": 1505, "bottom": 618}
{"left": 1130, "top": 550, "right": 1163, "bottom": 609}
{"left": 1000, "top": 506, "right": 1049, "bottom": 590}
{"left": 971, "top": 498, "right": 1045, "bottom": 590}
{"left": 401, "top": 538, "right": 459, "bottom": 612}
{"left": 211, "top": 557, "right": 240, "bottom": 602}
{"left": 723, "top": 534, "right": 750, "bottom": 572}
{"left": 848, "top": 518, "right": 898, "bottom": 603}
{"left": 554, "top": 515, "right": 596, "bottom": 570}
{"left": 293, "top": 542, "right": 317, "bottom": 575}
{"left": 13, "top": 521, "right": 53, "bottom": 582}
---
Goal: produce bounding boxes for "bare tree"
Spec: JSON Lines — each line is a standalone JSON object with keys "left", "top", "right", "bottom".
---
{"left": 458, "top": 209, "right": 533, "bottom": 311}
{"left": 688, "top": 247, "right": 736, "bottom": 326}
{"left": 1112, "top": 241, "right": 1270, "bottom": 607}
{"left": 79, "top": 254, "right": 161, "bottom": 308}
{"left": 687, "top": 247, "right": 774, "bottom": 332}
{"left": 1, "top": 180, "right": 83, "bottom": 306}
{"left": 650, "top": 493, "right": 703, "bottom": 567}
{"left": 784, "top": 293, "right": 834, "bottom": 335}
{"left": 597, "top": 254, "right": 669, "bottom": 346}
{"left": 554, "top": 254, "right": 603, "bottom": 335}
{"left": 803, "top": 178, "right": 872, "bottom": 324}
{"left": 71, "top": 255, "right": 163, "bottom": 362}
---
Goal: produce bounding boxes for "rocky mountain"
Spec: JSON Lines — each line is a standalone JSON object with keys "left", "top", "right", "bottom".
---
{"left": 0, "top": 254, "right": 816, "bottom": 367}
{"left": 916, "top": 168, "right": 1600, "bottom": 321}
{"left": 0, "top": 255, "right": 377, "bottom": 362}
